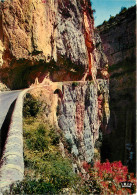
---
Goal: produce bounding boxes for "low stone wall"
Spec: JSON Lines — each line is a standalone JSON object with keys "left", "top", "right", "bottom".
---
{"left": 0, "top": 88, "right": 29, "bottom": 194}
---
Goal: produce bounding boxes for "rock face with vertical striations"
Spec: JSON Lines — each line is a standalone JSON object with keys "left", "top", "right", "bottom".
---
{"left": 97, "top": 6, "right": 136, "bottom": 172}
{"left": 0, "top": 0, "right": 110, "bottom": 165}
{"left": 58, "top": 81, "right": 109, "bottom": 163}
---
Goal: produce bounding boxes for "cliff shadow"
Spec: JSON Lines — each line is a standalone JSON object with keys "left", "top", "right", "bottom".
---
{"left": 100, "top": 57, "right": 136, "bottom": 174}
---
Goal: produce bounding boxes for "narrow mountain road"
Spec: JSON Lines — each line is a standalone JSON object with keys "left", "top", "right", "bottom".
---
{"left": 0, "top": 90, "right": 22, "bottom": 130}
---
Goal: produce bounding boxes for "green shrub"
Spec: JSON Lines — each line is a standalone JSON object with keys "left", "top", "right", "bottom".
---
{"left": 23, "top": 93, "right": 40, "bottom": 118}
{"left": 72, "top": 82, "right": 79, "bottom": 88}
{"left": 48, "top": 128, "right": 60, "bottom": 145}
{"left": 10, "top": 179, "right": 57, "bottom": 194}
{"left": 120, "top": 6, "right": 127, "bottom": 14}
{"left": 103, "top": 20, "right": 107, "bottom": 24}
{"left": 25, "top": 124, "right": 49, "bottom": 152}
{"left": 10, "top": 158, "right": 79, "bottom": 194}
{"left": 46, "top": 158, "right": 78, "bottom": 189}
{"left": 21, "top": 118, "right": 80, "bottom": 194}
{"left": 109, "top": 15, "right": 115, "bottom": 22}
{"left": 36, "top": 124, "right": 46, "bottom": 136}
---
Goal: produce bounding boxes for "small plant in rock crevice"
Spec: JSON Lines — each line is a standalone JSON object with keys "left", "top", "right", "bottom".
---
{"left": 66, "top": 138, "right": 73, "bottom": 153}
{"left": 72, "top": 81, "right": 79, "bottom": 89}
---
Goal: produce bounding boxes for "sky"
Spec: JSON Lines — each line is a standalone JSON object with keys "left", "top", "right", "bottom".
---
{"left": 91, "top": 0, "right": 136, "bottom": 27}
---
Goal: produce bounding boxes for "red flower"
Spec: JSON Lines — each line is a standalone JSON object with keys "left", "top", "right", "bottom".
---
{"left": 89, "top": 160, "right": 136, "bottom": 194}
{"left": 83, "top": 161, "right": 91, "bottom": 172}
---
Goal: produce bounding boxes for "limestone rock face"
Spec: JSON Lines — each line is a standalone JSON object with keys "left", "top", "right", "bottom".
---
{"left": 58, "top": 81, "right": 109, "bottom": 163}
{"left": 97, "top": 6, "right": 136, "bottom": 66}
{"left": 0, "top": 81, "right": 9, "bottom": 91}
{"left": 56, "top": 0, "right": 88, "bottom": 68}
{"left": 0, "top": 0, "right": 57, "bottom": 63}
{"left": 0, "top": 40, "right": 4, "bottom": 67}
{"left": 27, "top": 79, "right": 110, "bottom": 164}
{"left": 0, "top": 0, "right": 108, "bottom": 88}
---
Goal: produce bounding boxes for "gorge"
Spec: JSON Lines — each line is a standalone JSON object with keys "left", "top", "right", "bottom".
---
{"left": 97, "top": 5, "right": 136, "bottom": 173}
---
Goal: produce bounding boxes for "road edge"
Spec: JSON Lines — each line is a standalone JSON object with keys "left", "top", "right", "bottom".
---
{"left": 0, "top": 88, "right": 30, "bottom": 194}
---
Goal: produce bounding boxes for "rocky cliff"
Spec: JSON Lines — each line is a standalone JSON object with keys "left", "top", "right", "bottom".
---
{"left": 97, "top": 6, "right": 136, "bottom": 66}
{"left": 30, "top": 79, "right": 109, "bottom": 168}
{"left": 58, "top": 80, "right": 109, "bottom": 163}
{"left": 0, "top": 0, "right": 109, "bottom": 166}
{"left": 0, "top": 0, "right": 107, "bottom": 89}
{"left": 97, "top": 6, "right": 136, "bottom": 172}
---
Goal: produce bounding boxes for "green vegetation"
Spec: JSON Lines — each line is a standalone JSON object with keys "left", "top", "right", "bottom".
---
{"left": 23, "top": 93, "right": 41, "bottom": 118}
{"left": 8, "top": 79, "right": 136, "bottom": 194}
{"left": 9, "top": 94, "right": 81, "bottom": 194}
{"left": 10, "top": 179, "right": 58, "bottom": 194}
{"left": 72, "top": 81, "right": 79, "bottom": 88}
{"left": 103, "top": 20, "right": 107, "bottom": 24}
{"left": 10, "top": 116, "right": 79, "bottom": 194}
{"left": 119, "top": 6, "right": 127, "bottom": 14}
{"left": 98, "top": 6, "right": 135, "bottom": 32}
{"left": 109, "top": 15, "right": 115, "bottom": 22}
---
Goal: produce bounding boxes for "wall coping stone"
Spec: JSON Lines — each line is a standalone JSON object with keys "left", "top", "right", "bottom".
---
{"left": 0, "top": 88, "right": 31, "bottom": 194}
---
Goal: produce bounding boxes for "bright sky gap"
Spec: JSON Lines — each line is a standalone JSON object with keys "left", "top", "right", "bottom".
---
{"left": 91, "top": 0, "right": 136, "bottom": 27}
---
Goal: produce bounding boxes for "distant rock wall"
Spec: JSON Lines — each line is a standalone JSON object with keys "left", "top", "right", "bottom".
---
{"left": 97, "top": 6, "right": 136, "bottom": 66}
{"left": 97, "top": 6, "right": 136, "bottom": 172}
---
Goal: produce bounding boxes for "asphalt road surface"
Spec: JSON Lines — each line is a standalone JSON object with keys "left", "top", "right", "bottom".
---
{"left": 0, "top": 90, "right": 22, "bottom": 130}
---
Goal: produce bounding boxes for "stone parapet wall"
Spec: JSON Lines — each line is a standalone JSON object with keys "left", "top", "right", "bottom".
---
{"left": 0, "top": 88, "right": 30, "bottom": 194}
